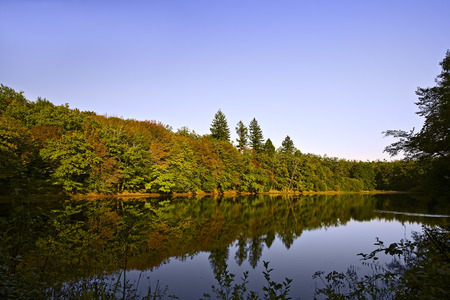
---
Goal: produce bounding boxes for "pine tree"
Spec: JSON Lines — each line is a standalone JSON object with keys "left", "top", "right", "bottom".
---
{"left": 281, "top": 135, "right": 295, "bottom": 155}
{"left": 235, "top": 121, "right": 248, "bottom": 151}
{"left": 264, "top": 138, "right": 276, "bottom": 157}
{"left": 210, "top": 109, "right": 230, "bottom": 142}
{"left": 249, "top": 118, "right": 264, "bottom": 152}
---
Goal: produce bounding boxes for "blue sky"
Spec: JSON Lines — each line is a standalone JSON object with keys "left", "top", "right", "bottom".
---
{"left": 1, "top": 0, "right": 449, "bottom": 160}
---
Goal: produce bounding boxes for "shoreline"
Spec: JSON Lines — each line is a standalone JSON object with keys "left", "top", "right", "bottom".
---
{"left": 0, "top": 190, "right": 411, "bottom": 202}
{"left": 69, "top": 189, "right": 408, "bottom": 200}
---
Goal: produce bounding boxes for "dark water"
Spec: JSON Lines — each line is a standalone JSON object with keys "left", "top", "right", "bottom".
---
{"left": 1, "top": 193, "right": 448, "bottom": 299}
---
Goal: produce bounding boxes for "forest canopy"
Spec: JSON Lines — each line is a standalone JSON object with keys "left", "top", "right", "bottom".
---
{"left": 0, "top": 84, "right": 421, "bottom": 196}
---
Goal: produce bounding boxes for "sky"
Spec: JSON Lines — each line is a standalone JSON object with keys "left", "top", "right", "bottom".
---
{"left": 1, "top": 0, "right": 449, "bottom": 161}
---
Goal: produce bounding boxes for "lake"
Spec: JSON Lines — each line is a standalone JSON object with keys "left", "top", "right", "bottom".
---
{"left": 1, "top": 193, "right": 448, "bottom": 299}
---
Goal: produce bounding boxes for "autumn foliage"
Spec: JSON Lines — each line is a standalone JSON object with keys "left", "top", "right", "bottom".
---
{"left": 0, "top": 84, "right": 417, "bottom": 195}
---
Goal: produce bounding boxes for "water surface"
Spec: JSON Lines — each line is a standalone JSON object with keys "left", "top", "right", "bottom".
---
{"left": 1, "top": 193, "right": 448, "bottom": 299}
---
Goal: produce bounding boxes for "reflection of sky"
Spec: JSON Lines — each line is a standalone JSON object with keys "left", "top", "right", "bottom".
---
{"left": 129, "top": 253, "right": 216, "bottom": 299}
{"left": 128, "top": 219, "right": 424, "bottom": 299}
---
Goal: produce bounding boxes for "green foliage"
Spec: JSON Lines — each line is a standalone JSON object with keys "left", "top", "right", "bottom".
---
{"left": 264, "top": 139, "right": 275, "bottom": 157}
{"left": 40, "top": 128, "right": 120, "bottom": 193}
{"left": 45, "top": 274, "right": 177, "bottom": 300}
{"left": 249, "top": 118, "right": 264, "bottom": 152}
{"left": 0, "top": 115, "right": 32, "bottom": 181}
{"left": 236, "top": 120, "right": 248, "bottom": 151}
{"left": 262, "top": 261, "right": 292, "bottom": 299}
{"left": 0, "top": 84, "right": 424, "bottom": 195}
{"left": 384, "top": 51, "right": 450, "bottom": 195}
{"left": 201, "top": 261, "right": 292, "bottom": 300}
{"left": 314, "top": 226, "right": 450, "bottom": 299}
{"left": 176, "top": 126, "right": 200, "bottom": 139}
{"left": 0, "top": 84, "right": 28, "bottom": 115}
{"left": 148, "top": 165, "right": 176, "bottom": 193}
{"left": 211, "top": 109, "right": 231, "bottom": 142}
{"left": 350, "top": 162, "right": 376, "bottom": 190}
{"left": 280, "top": 136, "right": 295, "bottom": 155}
{"left": 313, "top": 266, "right": 396, "bottom": 300}
{"left": 385, "top": 51, "right": 450, "bottom": 160}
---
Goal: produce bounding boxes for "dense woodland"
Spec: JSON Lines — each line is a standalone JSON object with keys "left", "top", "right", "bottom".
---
{"left": 1, "top": 51, "right": 449, "bottom": 196}
{"left": 0, "top": 85, "right": 419, "bottom": 196}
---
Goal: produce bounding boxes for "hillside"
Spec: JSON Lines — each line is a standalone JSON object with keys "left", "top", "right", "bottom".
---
{"left": 0, "top": 85, "right": 418, "bottom": 195}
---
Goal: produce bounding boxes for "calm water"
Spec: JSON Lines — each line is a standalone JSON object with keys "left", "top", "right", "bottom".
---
{"left": 128, "top": 194, "right": 448, "bottom": 299}
{"left": 2, "top": 193, "right": 449, "bottom": 299}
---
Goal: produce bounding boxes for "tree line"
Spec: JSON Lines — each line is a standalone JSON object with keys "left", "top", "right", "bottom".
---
{"left": 4, "top": 49, "right": 450, "bottom": 196}
{"left": 0, "top": 86, "right": 422, "bottom": 195}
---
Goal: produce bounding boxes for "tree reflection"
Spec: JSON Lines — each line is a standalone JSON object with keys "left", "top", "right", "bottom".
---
{"left": 209, "top": 247, "right": 229, "bottom": 281}
{"left": 248, "top": 235, "right": 264, "bottom": 269}
{"left": 234, "top": 237, "right": 248, "bottom": 266}
{"left": 264, "top": 231, "right": 276, "bottom": 248}
{"left": 1, "top": 193, "right": 447, "bottom": 298}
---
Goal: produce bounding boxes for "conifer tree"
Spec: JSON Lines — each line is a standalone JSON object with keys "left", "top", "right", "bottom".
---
{"left": 249, "top": 118, "right": 264, "bottom": 152}
{"left": 235, "top": 120, "right": 248, "bottom": 151}
{"left": 264, "top": 138, "right": 276, "bottom": 157}
{"left": 210, "top": 109, "right": 230, "bottom": 142}
{"left": 281, "top": 135, "right": 295, "bottom": 155}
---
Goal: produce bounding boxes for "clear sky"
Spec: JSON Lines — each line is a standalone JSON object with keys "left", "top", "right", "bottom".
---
{"left": 1, "top": 0, "right": 449, "bottom": 161}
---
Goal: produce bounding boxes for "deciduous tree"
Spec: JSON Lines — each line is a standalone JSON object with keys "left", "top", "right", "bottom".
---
{"left": 384, "top": 50, "right": 450, "bottom": 193}
{"left": 385, "top": 51, "right": 450, "bottom": 160}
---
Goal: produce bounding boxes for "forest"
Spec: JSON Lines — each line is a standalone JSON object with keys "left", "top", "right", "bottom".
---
{"left": 0, "top": 84, "right": 420, "bottom": 196}
{"left": 1, "top": 51, "right": 449, "bottom": 197}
